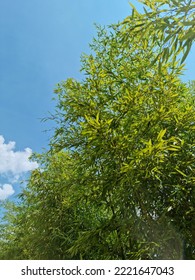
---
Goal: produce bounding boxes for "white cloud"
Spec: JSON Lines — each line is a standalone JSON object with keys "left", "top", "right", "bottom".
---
{"left": 0, "top": 184, "right": 15, "bottom": 200}
{"left": 0, "top": 135, "right": 38, "bottom": 175}
{"left": 0, "top": 135, "right": 38, "bottom": 200}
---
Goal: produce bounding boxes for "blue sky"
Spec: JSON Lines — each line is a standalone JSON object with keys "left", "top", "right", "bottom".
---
{"left": 0, "top": 0, "right": 194, "bottom": 202}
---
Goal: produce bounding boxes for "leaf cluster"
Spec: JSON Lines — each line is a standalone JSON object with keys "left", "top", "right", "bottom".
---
{"left": 0, "top": 0, "right": 195, "bottom": 260}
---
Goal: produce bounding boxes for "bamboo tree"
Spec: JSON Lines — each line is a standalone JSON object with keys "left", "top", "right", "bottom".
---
{"left": 0, "top": 0, "right": 195, "bottom": 260}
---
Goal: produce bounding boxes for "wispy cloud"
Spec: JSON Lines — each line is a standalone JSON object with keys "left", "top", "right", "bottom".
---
{"left": 0, "top": 135, "right": 38, "bottom": 200}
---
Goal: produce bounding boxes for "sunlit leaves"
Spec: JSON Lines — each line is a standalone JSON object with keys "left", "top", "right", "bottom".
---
{"left": 0, "top": 0, "right": 195, "bottom": 260}
{"left": 134, "top": 0, "right": 195, "bottom": 65}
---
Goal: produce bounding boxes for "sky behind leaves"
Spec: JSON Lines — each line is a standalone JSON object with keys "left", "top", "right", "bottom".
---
{"left": 0, "top": 0, "right": 194, "bottom": 201}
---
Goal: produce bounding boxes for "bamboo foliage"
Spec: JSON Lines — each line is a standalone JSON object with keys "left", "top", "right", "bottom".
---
{"left": 0, "top": 0, "right": 195, "bottom": 260}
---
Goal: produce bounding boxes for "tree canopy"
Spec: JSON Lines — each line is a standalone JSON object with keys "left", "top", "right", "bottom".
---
{"left": 0, "top": 0, "right": 195, "bottom": 260}
{"left": 124, "top": 0, "right": 195, "bottom": 65}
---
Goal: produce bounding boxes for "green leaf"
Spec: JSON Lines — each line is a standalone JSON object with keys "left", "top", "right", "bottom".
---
{"left": 175, "top": 168, "right": 187, "bottom": 177}
{"left": 180, "top": 41, "right": 192, "bottom": 64}
{"left": 157, "top": 129, "right": 166, "bottom": 141}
